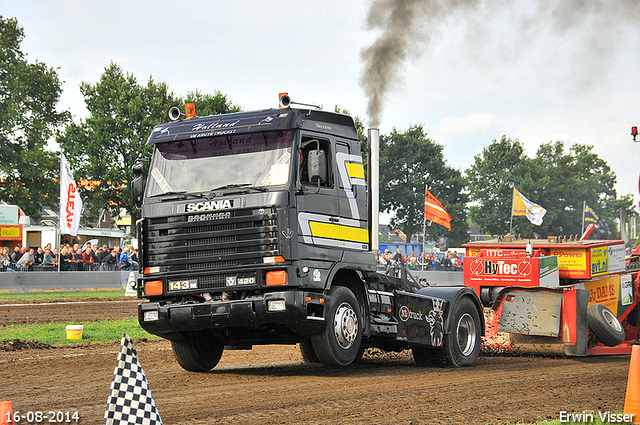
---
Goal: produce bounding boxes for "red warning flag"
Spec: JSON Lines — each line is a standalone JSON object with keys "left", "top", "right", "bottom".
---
{"left": 424, "top": 189, "right": 452, "bottom": 231}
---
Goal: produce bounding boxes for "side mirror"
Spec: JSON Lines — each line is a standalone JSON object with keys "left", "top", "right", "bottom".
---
{"left": 132, "top": 161, "right": 144, "bottom": 177}
{"left": 131, "top": 159, "right": 148, "bottom": 208}
{"left": 308, "top": 150, "right": 326, "bottom": 184}
{"left": 131, "top": 176, "right": 144, "bottom": 208}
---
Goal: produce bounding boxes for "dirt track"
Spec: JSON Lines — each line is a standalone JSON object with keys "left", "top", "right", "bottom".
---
{"left": 0, "top": 298, "right": 632, "bottom": 424}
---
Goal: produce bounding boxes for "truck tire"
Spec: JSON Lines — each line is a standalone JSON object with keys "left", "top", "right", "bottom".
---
{"left": 417, "top": 297, "right": 481, "bottom": 367}
{"left": 443, "top": 297, "right": 481, "bottom": 367}
{"left": 587, "top": 304, "right": 625, "bottom": 347}
{"left": 298, "top": 340, "right": 319, "bottom": 363}
{"left": 311, "top": 286, "right": 363, "bottom": 367}
{"left": 171, "top": 332, "right": 224, "bottom": 372}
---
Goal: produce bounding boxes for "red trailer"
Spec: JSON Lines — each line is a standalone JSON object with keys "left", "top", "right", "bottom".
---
{"left": 462, "top": 237, "right": 638, "bottom": 356}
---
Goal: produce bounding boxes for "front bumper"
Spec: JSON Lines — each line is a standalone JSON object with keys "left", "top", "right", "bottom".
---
{"left": 138, "top": 290, "right": 326, "bottom": 343}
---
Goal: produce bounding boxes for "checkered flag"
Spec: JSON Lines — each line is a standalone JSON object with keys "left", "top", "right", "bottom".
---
{"left": 103, "top": 334, "right": 163, "bottom": 425}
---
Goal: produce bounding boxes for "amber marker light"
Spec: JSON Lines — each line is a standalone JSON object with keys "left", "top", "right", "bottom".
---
{"left": 145, "top": 280, "right": 163, "bottom": 296}
{"left": 263, "top": 256, "right": 285, "bottom": 264}
{"left": 185, "top": 103, "right": 196, "bottom": 119}
{"left": 266, "top": 270, "right": 287, "bottom": 286}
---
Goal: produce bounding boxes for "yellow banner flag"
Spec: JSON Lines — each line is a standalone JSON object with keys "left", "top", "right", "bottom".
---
{"left": 512, "top": 188, "right": 546, "bottom": 226}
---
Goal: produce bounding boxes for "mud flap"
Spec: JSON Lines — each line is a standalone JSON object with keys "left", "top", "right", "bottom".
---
{"left": 395, "top": 291, "right": 448, "bottom": 348}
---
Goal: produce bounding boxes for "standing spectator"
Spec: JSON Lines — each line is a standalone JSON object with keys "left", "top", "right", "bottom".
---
{"left": 9, "top": 244, "right": 22, "bottom": 267}
{"left": 431, "top": 252, "right": 441, "bottom": 271}
{"left": 378, "top": 249, "right": 388, "bottom": 265}
{"left": 42, "top": 248, "right": 57, "bottom": 271}
{"left": 92, "top": 244, "right": 100, "bottom": 263}
{"left": 119, "top": 246, "right": 133, "bottom": 270}
{"left": 130, "top": 248, "right": 138, "bottom": 264}
{"left": 60, "top": 247, "right": 73, "bottom": 271}
{"left": 98, "top": 245, "right": 109, "bottom": 263}
{"left": 100, "top": 248, "right": 117, "bottom": 271}
{"left": 1, "top": 247, "right": 15, "bottom": 272}
{"left": 83, "top": 244, "right": 96, "bottom": 271}
{"left": 393, "top": 248, "right": 403, "bottom": 263}
{"left": 73, "top": 243, "right": 84, "bottom": 271}
{"left": 33, "top": 247, "right": 44, "bottom": 266}
{"left": 442, "top": 252, "right": 453, "bottom": 270}
{"left": 17, "top": 248, "right": 36, "bottom": 271}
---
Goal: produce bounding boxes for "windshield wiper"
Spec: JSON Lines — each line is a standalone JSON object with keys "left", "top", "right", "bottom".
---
{"left": 209, "top": 183, "right": 269, "bottom": 194}
{"left": 210, "top": 183, "right": 252, "bottom": 191}
{"left": 148, "top": 191, "right": 205, "bottom": 202}
{"left": 148, "top": 190, "right": 186, "bottom": 198}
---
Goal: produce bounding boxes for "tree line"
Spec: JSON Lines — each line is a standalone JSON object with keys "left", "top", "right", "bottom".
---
{"left": 0, "top": 16, "right": 635, "bottom": 246}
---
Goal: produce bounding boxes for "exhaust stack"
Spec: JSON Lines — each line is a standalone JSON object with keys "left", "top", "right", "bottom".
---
{"left": 368, "top": 128, "right": 380, "bottom": 253}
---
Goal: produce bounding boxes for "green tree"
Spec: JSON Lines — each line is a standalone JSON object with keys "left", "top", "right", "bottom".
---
{"left": 58, "top": 62, "right": 240, "bottom": 229}
{"left": 467, "top": 136, "right": 632, "bottom": 239}
{"left": 466, "top": 136, "right": 536, "bottom": 236}
{"left": 0, "top": 16, "right": 70, "bottom": 220}
{"left": 181, "top": 89, "right": 241, "bottom": 117}
{"left": 380, "top": 125, "right": 468, "bottom": 246}
{"left": 532, "top": 142, "right": 631, "bottom": 239}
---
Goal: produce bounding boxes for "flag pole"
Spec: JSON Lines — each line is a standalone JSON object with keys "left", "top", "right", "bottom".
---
{"left": 422, "top": 184, "right": 427, "bottom": 271}
{"left": 509, "top": 186, "right": 515, "bottom": 235}
{"left": 581, "top": 200, "right": 586, "bottom": 233}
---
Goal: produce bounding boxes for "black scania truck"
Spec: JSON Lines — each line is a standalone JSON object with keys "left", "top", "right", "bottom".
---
{"left": 131, "top": 96, "right": 483, "bottom": 371}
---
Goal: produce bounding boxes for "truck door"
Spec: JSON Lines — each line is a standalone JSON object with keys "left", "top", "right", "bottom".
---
{"left": 296, "top": 135, "right": 342, "bottom": 258}
{"left": 335, "top": 142, "right": 369, "bottom": 251}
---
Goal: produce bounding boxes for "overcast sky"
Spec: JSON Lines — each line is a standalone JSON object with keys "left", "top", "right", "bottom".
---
{"left": 3, "top": 1, "right": 640, "bottom": 212}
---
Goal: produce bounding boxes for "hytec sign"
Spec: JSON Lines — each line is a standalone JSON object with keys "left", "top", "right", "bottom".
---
{"left": 464, "top": 255, "right": 559, "bottom": 288}
{"left": 466, "top": 242, "right": 627, "bottom": 280}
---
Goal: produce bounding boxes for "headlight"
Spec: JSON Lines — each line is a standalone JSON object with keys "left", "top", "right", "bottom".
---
{"left": 143, "top": 310, "right": 159, "bottom": 322}
{"left": 267, "top": 300, "right": 286, "bottom": 312}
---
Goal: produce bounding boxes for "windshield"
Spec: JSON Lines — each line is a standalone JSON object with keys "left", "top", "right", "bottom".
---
{"left": 145, "top": 130, "right": 294, "bottom": 198}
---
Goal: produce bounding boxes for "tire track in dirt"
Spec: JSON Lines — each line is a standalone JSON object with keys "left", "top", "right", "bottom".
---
{"left": 0, "top": 299, "right": 632, "bottom": 425}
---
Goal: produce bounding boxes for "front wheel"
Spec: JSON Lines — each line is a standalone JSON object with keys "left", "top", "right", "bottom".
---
{"left": 298, "top": 340, "right": 319, "bottom": 363}
{"left": 171, "top": 332, "right": 224, "bottom": 372}
{"left": 311, "top": 286, "right": 363, "bottom": 366}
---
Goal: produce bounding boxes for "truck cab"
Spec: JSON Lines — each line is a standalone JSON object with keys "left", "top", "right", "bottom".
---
{"left": 133, "top": 103, "right": 483, "bottom": 370}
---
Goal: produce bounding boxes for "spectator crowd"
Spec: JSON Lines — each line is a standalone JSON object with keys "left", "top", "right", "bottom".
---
{"left": 1, "top": 243, "right": 138, "bottom": 272}
{"left": 377, "top": 248, "right": 464, "bottom": 271}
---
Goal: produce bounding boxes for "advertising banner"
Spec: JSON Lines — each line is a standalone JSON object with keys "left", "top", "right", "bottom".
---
{"left": 464, "top": 256, "right": 559, "bottom": 288}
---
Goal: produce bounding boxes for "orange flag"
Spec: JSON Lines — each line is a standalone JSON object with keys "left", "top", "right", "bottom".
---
{"left": 424, "top": 189, "right": 452, "bottom": 230}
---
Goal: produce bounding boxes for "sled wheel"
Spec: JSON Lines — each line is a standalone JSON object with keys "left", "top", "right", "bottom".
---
{"left": 171, "top": 332, "right": 224, "bottom": 372}
{"left": 298, "top": 340, "right": 319, "bottom": 363}
{"left": 311, "top": 286, "right": 363, "bottom": 366}
{"left": 587, "top": 304, "right": 625, "bottom": 347}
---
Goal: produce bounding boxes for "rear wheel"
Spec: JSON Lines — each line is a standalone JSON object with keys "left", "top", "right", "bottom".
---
{"left": 311, "top": 286, "right": 363, "bottom": 366}
{"left": 414, "top": 297, "right": 481, "bottom": 367}
{"left": 587, "top": 304, "right": 625, "bottom": 347}
{"left": 171, "top": 332, "right": 224, "bottom": 372}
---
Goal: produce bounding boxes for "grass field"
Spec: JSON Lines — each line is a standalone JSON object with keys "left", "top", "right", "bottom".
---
{"left": 0, "top": 290, "right": 126, "bottom": 301}
{"left": 0, "top": 290, "right": 157, "bottom": 345}
{"left": 0, "top": 318, "right": 158, "bottom": 345}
